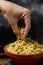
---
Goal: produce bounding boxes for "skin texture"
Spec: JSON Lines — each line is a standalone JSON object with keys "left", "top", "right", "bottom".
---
{"left": 0, "top": 0, "right": 31, "bottom": 39}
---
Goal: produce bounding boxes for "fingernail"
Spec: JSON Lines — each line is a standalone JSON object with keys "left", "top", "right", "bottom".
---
{"left": 17, "top": 36, "right": 21, "bottom": 40}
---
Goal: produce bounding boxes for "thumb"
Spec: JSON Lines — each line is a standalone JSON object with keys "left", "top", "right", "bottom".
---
{"left": 13, "top": 23, "right": 20, "bottom": 40}
{"left": 5, "top": 15, "right": 20, "bottom": 39}
{"left": 10, "top": 20, "right": 20, "bottom": 39}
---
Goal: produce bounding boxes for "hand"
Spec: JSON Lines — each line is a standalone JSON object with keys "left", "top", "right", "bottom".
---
{"left": 0, "top": 1, "right": 31, "bottom": 39}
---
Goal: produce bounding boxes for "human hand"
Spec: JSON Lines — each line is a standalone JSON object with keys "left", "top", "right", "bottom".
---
{"left": 0, "top": 1, "right": 31, "bottom": 39}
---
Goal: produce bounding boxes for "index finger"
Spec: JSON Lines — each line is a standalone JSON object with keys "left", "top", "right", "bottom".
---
{"left": 22, "top": 14, "right": 31, "bottom": 39}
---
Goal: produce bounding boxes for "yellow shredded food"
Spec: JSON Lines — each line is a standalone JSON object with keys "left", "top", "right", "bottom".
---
{"left": 7, "top": 28, "right": 43, "bottom": 55}
{"left": 7, "top": 38, "right": 43, "bottom": 55}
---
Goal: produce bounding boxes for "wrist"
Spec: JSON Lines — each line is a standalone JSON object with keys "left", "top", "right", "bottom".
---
{"left": 0, "top": 0, "right": 5, "bottom": 11}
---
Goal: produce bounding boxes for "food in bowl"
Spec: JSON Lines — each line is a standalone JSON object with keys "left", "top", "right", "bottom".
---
{"left": 6, "top": 38, "right": 43, "bottom": 55}
{"left": 6, "top": 28, "right": 43, "bottom": 55}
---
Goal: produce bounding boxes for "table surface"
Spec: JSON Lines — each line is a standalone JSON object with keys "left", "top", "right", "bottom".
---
{"left": 0, "top": 58, "right": 43, "bottom": 65}
{"left": 0, "top": 58, "right": 10, "bottom": 65}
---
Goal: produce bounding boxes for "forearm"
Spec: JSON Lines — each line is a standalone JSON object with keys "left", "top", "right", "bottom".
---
{"left": 0, "top": 0, "right": 9, "bottom": 12}
{"left": 0, "top": 0, "right": 9, "bottom": 11}
{"left": 0, "top": 0, "right": 30, "bottom": 15}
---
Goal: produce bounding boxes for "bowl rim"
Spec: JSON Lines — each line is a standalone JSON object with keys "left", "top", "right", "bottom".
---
{"left": 4, "top": 44, "right": 43, "bottom": 57}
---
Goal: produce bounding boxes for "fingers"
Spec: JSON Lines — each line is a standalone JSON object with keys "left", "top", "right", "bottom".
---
{"left": 5, "top": 14, "right": 20, "bottom": 39}
{"left": 22, "top": 14, "right": 31, "bottom": 39}
{"left": 13, "top": 23, "right": 20, "bottom": 40}
{"left": 10, "top": 20, "right": 20, "bottom": 39}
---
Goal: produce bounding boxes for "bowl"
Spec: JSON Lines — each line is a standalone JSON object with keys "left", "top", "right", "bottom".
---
{"left": 4, "top": 44, "right": 43, "bottom": 65}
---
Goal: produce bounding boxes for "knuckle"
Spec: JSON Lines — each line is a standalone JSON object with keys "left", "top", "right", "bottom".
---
{"left": 24, "top": 8, "right": 31, "bottom": 15}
